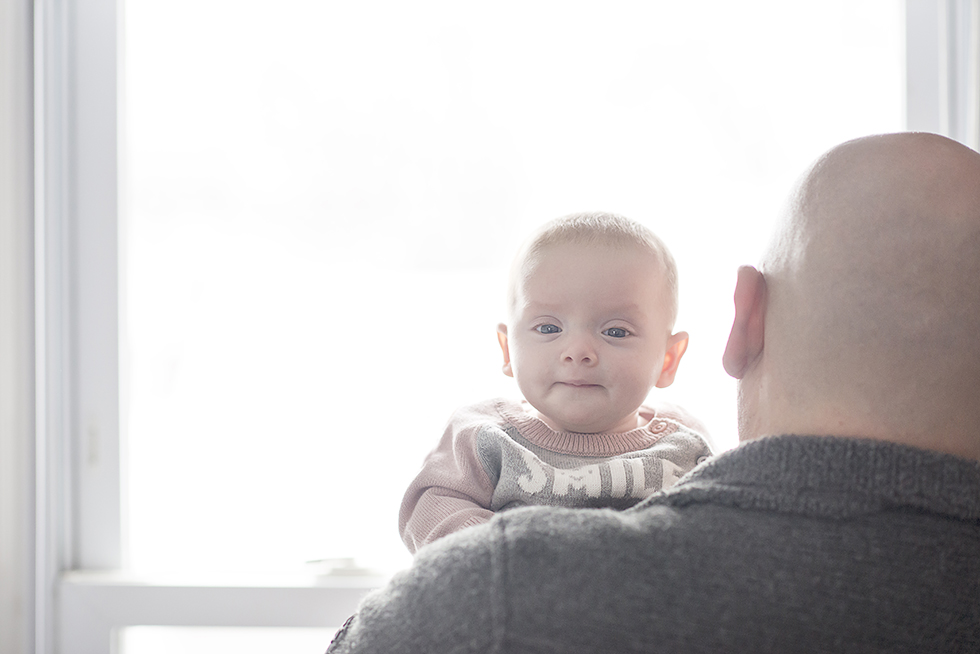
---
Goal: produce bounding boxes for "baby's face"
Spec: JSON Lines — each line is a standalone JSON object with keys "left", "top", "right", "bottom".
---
{"left": 502, "top": 241, "right": 678, "bottom": 434}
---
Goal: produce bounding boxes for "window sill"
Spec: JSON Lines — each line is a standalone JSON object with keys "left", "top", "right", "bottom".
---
{"left": 58, "top": 570, "right": 387, "bottom": 652}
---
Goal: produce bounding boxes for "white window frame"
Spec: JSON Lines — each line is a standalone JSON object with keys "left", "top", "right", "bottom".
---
{"left": 33, "top": 0, "right": 386, "bottom": 652}
{"left": 29, "top": 0, "right": 979, "bottom": 652}
{"left": 906, "top": 0, "right": 980, "bottom": 145}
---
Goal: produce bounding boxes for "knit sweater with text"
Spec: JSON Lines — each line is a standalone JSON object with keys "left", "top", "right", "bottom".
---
{"left": 399, "top": 397, "right": 713, "bottom": 553}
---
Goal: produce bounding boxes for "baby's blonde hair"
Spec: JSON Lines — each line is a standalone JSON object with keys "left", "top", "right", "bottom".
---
{"left": 507, "top": 211, "right": 680, "bottom": 328}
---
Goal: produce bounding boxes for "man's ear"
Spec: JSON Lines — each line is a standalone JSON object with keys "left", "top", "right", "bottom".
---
{"left": 655, "top": 331, "right": 689, "bottom": 388}
{"left": 722, "top": 266, "right": 767, "bottom": 379}
{"left": 496, "top": 323, "right": 514, "bottom": 377}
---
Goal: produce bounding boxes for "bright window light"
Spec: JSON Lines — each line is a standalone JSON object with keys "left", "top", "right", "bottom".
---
{"left": 123, "top": 0, "right": 903, "bottom": 576}
{"left": 119, "top": 626, "right": 337, "bottom": 654}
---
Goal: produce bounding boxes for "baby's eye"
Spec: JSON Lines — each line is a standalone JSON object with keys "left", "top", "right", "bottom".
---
{"left": 535, "top": 324, "right": 561, "bottom": 335}
{"left": 602, "top": 327, "right": 629, "bottom": 338}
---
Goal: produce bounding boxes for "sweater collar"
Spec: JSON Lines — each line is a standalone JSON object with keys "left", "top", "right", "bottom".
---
{"left": 495, "top": 399, "right": 680, "bottom": 457}
{"left": 661, "top": 434, "right": 980, "bottom": 522}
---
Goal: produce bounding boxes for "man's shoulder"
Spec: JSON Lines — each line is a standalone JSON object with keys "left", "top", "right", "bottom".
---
{"left": 659, "top": 434, "right": 980, "bottom": 520}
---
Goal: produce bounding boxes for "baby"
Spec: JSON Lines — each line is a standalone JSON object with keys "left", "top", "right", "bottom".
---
{"left": 399, "top": 212, "right": 713, "bottom": 553}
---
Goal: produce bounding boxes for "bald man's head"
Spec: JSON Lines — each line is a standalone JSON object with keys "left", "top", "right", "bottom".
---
{"left": 725, "top": 133, "right": 980, "bottom": 460}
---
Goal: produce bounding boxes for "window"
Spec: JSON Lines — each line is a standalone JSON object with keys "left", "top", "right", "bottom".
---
{"left": 33, "top": 0, "right": 977, "bottom": 651}
{"left": 122, "top": 0, "right": 905, "bottom": 577}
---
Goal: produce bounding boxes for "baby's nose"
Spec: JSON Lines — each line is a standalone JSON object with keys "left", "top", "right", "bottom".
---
{"left": 562, "top": 333, "right": 598, "bottom": 365}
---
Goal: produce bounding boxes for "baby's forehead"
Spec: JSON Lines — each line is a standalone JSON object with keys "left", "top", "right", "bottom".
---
{"left": 505, "top": 222, "right": 680, "bottom": 326}
{"left": 530, "top": 237, "right": 655, "bottom": 261}
{"left": 520, "top": 240, "right": 668, "bottom": 281}
{"left": 515, "top": 243, "right": 670, "bottom": 304}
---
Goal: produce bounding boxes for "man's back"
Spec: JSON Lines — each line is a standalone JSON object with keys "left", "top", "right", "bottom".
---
{"left": 329, "top": 435, "right": 980, "bottom": 653}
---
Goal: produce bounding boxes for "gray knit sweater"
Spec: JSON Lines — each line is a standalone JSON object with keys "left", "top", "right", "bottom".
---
{"left": 328, "top": 435, "right": 980, "bottom": 653}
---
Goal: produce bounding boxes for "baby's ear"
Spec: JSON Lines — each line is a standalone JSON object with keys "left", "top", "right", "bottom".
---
{"left": 655, "top": 331, "right": 689, "bottom": 388}
{"left": 496, "top": 324, "right": 514, "bottom": 377}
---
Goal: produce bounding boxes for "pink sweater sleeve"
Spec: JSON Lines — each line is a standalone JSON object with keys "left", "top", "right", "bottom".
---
{"left": 398, "top": 406, "right": 498, "bottom": 554}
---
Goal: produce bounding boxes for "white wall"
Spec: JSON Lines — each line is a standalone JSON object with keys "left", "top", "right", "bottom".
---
{"left": 0, "top": 0, "right": 35, "bottom": 653}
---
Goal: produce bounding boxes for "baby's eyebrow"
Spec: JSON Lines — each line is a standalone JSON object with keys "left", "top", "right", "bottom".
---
{"left": 601, "top": 303, "right": 647, "bottom": 318}
{"left": 518, "top": 301, "right": 652, "bottom": 320}
{"left": 518, "top": 300, "right": 561, "bottom": 314}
